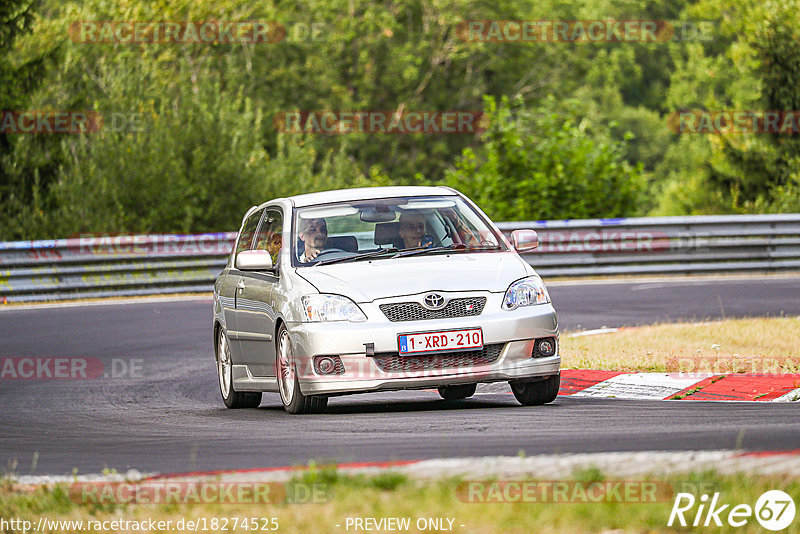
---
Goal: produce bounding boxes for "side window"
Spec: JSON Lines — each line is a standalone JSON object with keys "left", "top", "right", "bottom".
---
{"left": 253, "top": 209, "right": 283, "bottom": 265}
{"left": 236, "top": 208, "right": 264, "bottom": 259}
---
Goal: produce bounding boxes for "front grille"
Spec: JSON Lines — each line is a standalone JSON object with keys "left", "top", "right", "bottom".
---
{"left": 380, "top": 297, "right": 486, "bottom": 322}
{"left": 372, "top": 344, "right": 504, "bottom": 373}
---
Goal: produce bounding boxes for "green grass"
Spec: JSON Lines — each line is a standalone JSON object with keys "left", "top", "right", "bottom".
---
{"left": 561, "top": 316, "right": 800, "bottom": 373}
{"left": 3, "top": 468, "right": 798, "bottom": 533}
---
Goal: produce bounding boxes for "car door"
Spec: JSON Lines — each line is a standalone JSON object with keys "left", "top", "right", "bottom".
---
{"left": 227, "top": 207, "right": 265, "bottom": 364}
{"left": 235, "top": 207, "right": 283, "bottom": 377}
{"left": 216, "top": 271, "right": 240, "bottom": 346}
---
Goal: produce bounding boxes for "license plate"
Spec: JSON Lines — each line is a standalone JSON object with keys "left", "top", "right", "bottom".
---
{"left": 397, "top": 328, "right": 483, "bottom": 355}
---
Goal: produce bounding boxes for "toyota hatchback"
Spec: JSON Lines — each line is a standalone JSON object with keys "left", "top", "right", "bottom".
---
{"left": 213, "top": 186, "right": 559, "bottom": 414}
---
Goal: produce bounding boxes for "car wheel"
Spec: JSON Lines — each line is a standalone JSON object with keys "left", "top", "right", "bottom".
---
{"left": 438, "top": 383, "right": 477, "bottom": 400}
{"left": 276, "top": 325, "right": 328, "bottom": 414}
{"left": 217, "top": 329, "right": 262, "bottom": 409}
{"left": 510, "top": 374, "right": 560, "bottom": 406}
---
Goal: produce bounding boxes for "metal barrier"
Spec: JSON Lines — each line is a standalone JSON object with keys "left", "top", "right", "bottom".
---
{"left": 0, "top": 233, "right": 236, "bottom": 303}
{"left": 498, "top": 213, "right": 800, "bottom": 277}
{"left": 0, "top": 215, "right": 798, "bottom": 302}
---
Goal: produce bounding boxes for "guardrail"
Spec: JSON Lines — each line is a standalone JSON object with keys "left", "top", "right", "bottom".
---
{"left": 498, "top": 213, "right": 800, "bottom": 278}
{"left": 0, "top": 215, "right": 798, "bottom": 302}
{"left": 0, "top": 233, "right": 236, "bottom": 303}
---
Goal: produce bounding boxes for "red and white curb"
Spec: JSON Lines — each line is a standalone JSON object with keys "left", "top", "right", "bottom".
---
{"left": 558, "top": 370, "right": 800, "bottom": 402}
{"left": 475, "top": 370, "right": 800, "bottom": 401}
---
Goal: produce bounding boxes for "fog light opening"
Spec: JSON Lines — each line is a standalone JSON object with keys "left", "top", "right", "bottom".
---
{"left": 534, "top": 337, "right": 556, "bottom": 358}
{"left": 314, "top": 355, "right": 344, "bottom": 375}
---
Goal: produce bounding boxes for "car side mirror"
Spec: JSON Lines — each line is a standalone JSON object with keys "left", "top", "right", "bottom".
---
{"left": 236, "top": 250, "right": 274, "bottom": 271}
{"left": 511, "top": 229, "right": 538, "bottom": 252}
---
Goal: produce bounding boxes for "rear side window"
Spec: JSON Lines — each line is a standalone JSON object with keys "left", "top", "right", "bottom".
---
{"left": 236, "top": 208, "right": 264, "bottom": 259}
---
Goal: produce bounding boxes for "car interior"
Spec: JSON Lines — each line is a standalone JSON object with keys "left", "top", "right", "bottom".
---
{"left": 294, "top": 205, "right": 472, "bottom": 263}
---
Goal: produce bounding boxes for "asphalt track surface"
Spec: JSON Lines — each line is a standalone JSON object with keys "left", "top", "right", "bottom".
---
{"left": 1, "top": 276, "right": 799, "bottom": 475}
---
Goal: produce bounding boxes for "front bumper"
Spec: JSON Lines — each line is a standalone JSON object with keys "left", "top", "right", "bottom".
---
{"left": 288, "top": 292, "right": 559, "bottom": 395}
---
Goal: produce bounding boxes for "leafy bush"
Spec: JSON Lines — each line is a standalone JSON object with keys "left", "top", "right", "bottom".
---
{"left": 445, "top": 96, "right": 644, "bottom": 221}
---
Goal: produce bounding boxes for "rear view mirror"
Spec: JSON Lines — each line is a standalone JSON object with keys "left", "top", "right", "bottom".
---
{"left": 511, "top": 229, "right": 538, "bottom": 252}
{"left": 236, "top": 250, "right": 273, "bottom": 271}
{"left": 360, "top": 208, "right": 396, "bottom": 223}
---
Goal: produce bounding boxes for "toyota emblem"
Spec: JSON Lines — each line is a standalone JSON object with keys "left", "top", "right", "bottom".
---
{"left": 422, "top": 293, "right": 447, "bottom": 310}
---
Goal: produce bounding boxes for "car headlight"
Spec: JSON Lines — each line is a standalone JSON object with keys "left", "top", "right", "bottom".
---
{"left": 502, "top": 276, "right": 550, "bottom": 310}
{"left": 301, "top": 294, "right": 367, "bottom": 322}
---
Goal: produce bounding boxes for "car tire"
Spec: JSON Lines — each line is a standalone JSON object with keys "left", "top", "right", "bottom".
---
{"left": 510, "top": 374, "right": 560, "bottom": 406}
{"left": 217, "top": 328, "right": 262, "bottom": 409}
{"left": 437, "top": 383, "right": 477, "bottom": 400}
{"left": 277, "top": 324, "right": 328, "bottom": 414}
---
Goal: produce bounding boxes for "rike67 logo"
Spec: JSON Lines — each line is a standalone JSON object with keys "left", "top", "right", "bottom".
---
{"left": 668, "top": 490, "right": 796, "bottom": 531}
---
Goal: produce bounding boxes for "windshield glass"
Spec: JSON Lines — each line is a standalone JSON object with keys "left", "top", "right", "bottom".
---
{"left": 292, "top": 195, "right": 506, "bottom": 266}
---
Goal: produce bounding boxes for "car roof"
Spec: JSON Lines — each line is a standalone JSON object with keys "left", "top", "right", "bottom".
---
{"left": 282, "top": 186, "right": 458, "bottom": 208}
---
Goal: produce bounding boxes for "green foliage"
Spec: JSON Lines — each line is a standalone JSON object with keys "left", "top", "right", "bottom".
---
{"left": 0, "top": 0, "right": 36, "bottom": 49}
{"left": 446, "top": 96, "right": 644, "bottom": 220}
{"left": 745, "top": 5, "right": 800, "bottom": 197}
{"left": 0, "top": 481, "right": 75, "bottom": 517}
{"left": 655, "top": 0, "right": 800, "bottom": 214}
{"left": 368, "top": 472, "right": 408, "bottom": 491}
{"left": 0, "top": 0, "right": 59, "bottom": 233}
{"left": 49, "top": 85, "right": 273, "bottom": 235}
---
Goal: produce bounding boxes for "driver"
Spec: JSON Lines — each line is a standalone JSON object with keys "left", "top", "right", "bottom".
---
{"left": 298, "top": 217, "right": 328, "bottom": 262}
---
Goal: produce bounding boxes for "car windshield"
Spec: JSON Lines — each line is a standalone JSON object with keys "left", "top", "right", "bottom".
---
{"left": 292, "top": 195, "right": 506, "bottom": 266}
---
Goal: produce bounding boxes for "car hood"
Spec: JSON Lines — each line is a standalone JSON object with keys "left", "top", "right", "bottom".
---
{"left": 295, "top": 252, "right": 532, "bottom": 302}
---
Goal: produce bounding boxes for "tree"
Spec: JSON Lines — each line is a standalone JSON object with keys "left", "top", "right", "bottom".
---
{"left": 445, "top": 96, "right": 643, "bottom": 221}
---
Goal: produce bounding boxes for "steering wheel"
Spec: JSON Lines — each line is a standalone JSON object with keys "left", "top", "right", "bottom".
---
{"left": 310, "top": 247, "right": 346, "bottom": 259}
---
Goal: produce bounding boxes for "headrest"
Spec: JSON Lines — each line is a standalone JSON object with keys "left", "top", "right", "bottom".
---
{"left": 326, "top": 235, "right": 358, "bottom": 252}
{"left": 374, "top": 222, "right": 401, "bottom": 246}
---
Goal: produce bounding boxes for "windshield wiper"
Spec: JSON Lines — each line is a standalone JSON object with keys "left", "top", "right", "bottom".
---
{"left": 463, "top": 244, "right": 503, "bottom": 251}
{"left": 393, "top": 243, "right": 503, "bottom": 258}
{"left": 316, "top": 243, "right": 502, "bottom": 265}
{"left": 314, "top": 248, "right": 399, "bottom": 266}
{"left": 392, "top": 243, "right": 466, "bottom": 258}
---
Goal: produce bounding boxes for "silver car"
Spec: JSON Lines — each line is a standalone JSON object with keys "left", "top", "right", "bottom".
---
{"left": 213, "top": 186, "right": 559, "bottom": 414}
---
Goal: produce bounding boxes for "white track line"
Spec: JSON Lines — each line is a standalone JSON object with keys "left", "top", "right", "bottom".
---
{"left": 546, "top": 273, "right": 800, "bottom": 286}
{"left": 774, "top": 387, "right": 800, "bottom": 402}
{"left": 565, "top": 328, "right": 619, "bottom": 337}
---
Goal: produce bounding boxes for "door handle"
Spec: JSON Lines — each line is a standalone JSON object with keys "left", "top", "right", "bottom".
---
{"left": 237, "top": 280, "right": 246, "bottom": 293}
